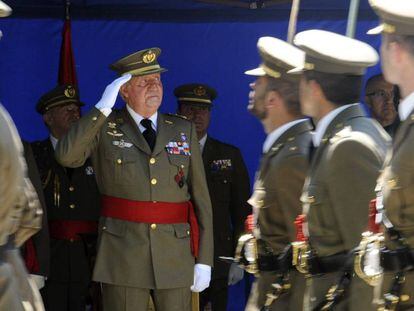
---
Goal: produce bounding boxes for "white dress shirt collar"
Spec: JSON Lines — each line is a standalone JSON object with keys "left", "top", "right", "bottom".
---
{"left": 199, "top": 134, "right": 208, "bottom": 153}
{"left": 313, "top": 103, "right": 357, "bottom": 147}
{"left": 49, "top": 135, "right": 58, "bottom": 150}
{"left": 263, "top": 119, "right": 308, "bottom": 153}
{"left": 399, "top": 91, "right": 414, "bottom": 121}
{"left": 126, "top": 105, "right": 158, "bottom": 133}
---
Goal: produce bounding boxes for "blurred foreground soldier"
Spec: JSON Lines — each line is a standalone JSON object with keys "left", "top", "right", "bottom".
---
{"left": 55, "top": 48, "right": 213, "bottom": 311}
{"left": 32, "top": 85, "right": 101, "bottom": 311}
{"left": 365, "top": 73, "right": 400, "bottom": 136}
{"left": 1, "top": 2, "right": 44, "bottom": 310}
{"left": 360, "top": 1, "right": 414, "bottom": 309}
{"left": 242, "top": 37, "right": 312, "bottom": 311}
{"left": 0, "top": 104, "right": 44, "bottom": 310}
{"left": 175, "top": 83, "right": 251, "bottom": 311}
{"left": 290, "top": 30, "right": 390, "bottom": 310}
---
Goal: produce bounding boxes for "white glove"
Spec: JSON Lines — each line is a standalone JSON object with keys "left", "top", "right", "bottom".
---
{"left": 30, "top": 274, "right": 45, "bottom": 289}
{"left": 190, "top": 264, "right": 211, "bottom": 292}
{"left": 228, "top": 262, "right": 244, "bottom": 285}
{"left": 95, "top": 74, "right": 132, "bottom": 112}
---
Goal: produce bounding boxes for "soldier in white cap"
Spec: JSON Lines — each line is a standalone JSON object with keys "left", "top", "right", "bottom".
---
{"left": 363, "top": 0, "right": 414, "bottom": 309}
{"left": 290, "top": 29, "right": 390, "bottom": 310}
{"left": 243, "top": 36, "right": 313, "bottom": 311}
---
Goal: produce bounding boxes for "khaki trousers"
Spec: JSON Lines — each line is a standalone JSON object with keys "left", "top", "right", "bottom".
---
{"left": 102, "top": 283, "right": 191, "bottom": 311}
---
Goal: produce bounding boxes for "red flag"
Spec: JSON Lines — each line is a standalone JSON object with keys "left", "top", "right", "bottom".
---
{"left": 58, "top": 2, "right": 77, "bottom": 85}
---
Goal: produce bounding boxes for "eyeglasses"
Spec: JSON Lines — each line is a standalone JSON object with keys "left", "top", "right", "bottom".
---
{"left": 366, "top": 90, "right": 395, "bottom": 100}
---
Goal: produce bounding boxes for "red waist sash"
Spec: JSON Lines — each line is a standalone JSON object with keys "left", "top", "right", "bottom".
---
{"left": 49, "top": 220, "right": 98, "bottom": 241}
{"left": 101, "top": 195, "right": 199, "bottom": 257}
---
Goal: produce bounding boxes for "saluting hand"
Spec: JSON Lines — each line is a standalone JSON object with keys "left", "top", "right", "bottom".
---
{"left": 95, "top": 73, "right": 132, "bottom": 111}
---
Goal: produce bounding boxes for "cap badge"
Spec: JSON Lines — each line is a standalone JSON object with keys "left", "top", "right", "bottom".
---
{"left": 194, "top": 86, "right": 206, "bottom": 96}
{"left": 304, "top": 63, "right": 315, "bottom": 70}
{"left": 64, "top": 87, "right": 76, "bottom": 98}
{"left": 143, "top": 50, "right": 156, "bottom": 64}
{"left": 382, "top": 23, "right": 396, "bottom": 34}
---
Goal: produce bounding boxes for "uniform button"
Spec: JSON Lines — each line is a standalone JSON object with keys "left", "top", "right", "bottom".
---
{"left": 149, "top": 158, "right": 156, "bottom": 164}
{"left": 151, "top": 224, "right": 157, "bottom": 230}
{"left": 69, "top": 204, "right": 75, "bottom": 209}
{"left": 92, "top": 116, "right": 98, "bottom": 121}
{"left": 388, "top": 178, "right": 397, "bottom": 188}
{"left": 117, "top": 159, "right": 122, "bottom": 164}
{"left": 186, "top": 230, "right": 190, "bottom": 235}
{"left": 151, "top": 178, "right": 157, "bottom": 185}
{"left": 102, "top": 226, "right": 107, "bottom": 230}
{"left": 69, "top": 239, "right": 74, "bottom": 242}
{"left": 69, "top": 186, "right": 75, "bottom": 192}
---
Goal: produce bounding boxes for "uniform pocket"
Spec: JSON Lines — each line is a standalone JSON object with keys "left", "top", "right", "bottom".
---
{"left": 173, "top": 223, "right": 190, "bottom": 239}
{"left": 101, "top": 218, "right": 126, "bottom": 237}
{"left": 105, "top": 150, "right": 138, "bottom": 185}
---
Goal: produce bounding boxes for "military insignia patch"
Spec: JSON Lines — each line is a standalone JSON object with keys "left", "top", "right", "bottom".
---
{"left": 143, "top": 50, "right": 156, "bottom": 64}
{"left": 64, "top": 86, "right": 76, "bottom": 98}
{"left": 180, "top": 132, "right": 187, "bottom": 141}
{"left": 194, "top": 86, "right": 206, "bottom": 96}
{"left": 211, "top": 159, "right": 232, "bottom": 171}
{"left": 112, "top": 140, "right": 133, "bottom": 148}
{"left": 166, "top": 141, "right": 191, "bottom": 156}
{"left": 107, "top": 131, "right": 123, "bottom": 137}
{"left": 108, "top": 122, "right": 117, "bottom": 129}
{"left": 85, "top": 166, "right": 94, "bottom": 175}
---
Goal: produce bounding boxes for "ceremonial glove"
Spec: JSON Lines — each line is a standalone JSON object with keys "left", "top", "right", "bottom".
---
{"left": 191, "top": 263, "right": 211, "bottom": 292}
{"left": 30, "top": 274, "right": 45, "bottom": 289}
{"left": 228, "top": 262, "right": 244, "bottom": 285}
{"left": 95, "top": 74, "right": 132, "bottom": 112}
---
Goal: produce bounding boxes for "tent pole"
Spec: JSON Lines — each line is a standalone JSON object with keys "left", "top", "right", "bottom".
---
{"left": 287, "top": 0, "right": 300, "bottom": 44}
{"left": 346, "top": 0, "right": 360, "bottom": 38}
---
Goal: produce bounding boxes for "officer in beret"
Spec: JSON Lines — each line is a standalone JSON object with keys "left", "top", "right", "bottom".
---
{"left": 175, "top": 83, "right": 251, "bottom": 311}
{"left": 55, "top": 48, "right": 213, "bottom": 311}
{"left": 289, "top": 29, "right": 391, "bottom": 310}
{"left": 365, "top": 0, "right": 414, "bottom": 309}
{"left": 242, "top": 36, "right": 312, "bottom": 311}
{"left": 32, "top": 84, "right": 101, "bottom": 311}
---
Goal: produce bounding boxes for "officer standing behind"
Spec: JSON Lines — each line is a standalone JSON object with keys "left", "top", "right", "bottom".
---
{"left": 243, "top": 37, "right": 312, "bottom": 311}
{"left": 175, "top": 83, "right": 251, "bottom": 311}
{"left": 32, "top": 85, "right": 101, "bottom": 311}
{"left": 366, "top": 0, "right": 414, "bottom": 309}
{"left": 289, "top": 30, "right": 390, "bottom": 310}
{"left": 365, "top": 73, "right": 400, "bottom": 137}
{"left": 55, "top": 48, "right": 213, "bottom": 311}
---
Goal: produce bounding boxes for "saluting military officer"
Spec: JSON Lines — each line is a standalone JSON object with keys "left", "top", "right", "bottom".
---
{"left": 32, "top": 85, "right": 101, "bottom": 311}
{"left": 242, "top": 37, "right": 312, "bottom": 311}
{"left": 290, "top": 30, "right": 391, "bottom": 310}
{"left": 175, "top": 83, "right": 251, "bottom": 311}
{"left": 55, "top": 48, "right": 214, "bottom": 311}
{"left": 366, "top": 1, "right": 414, "bottom": 309}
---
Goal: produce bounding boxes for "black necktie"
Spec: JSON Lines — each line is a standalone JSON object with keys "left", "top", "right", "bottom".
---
{"left": 140, "top": 119, "right": 156, "bottom": 151}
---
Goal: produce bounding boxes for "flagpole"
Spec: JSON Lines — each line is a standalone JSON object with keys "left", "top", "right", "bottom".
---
{"left": 65, "top": 0, "right": 70, "bottom": 20}
{"left": 287, "top": 0, "right": 301, "bottom": 44}
{"left": 346, "top": 0, "right": 360, "bottom": 38}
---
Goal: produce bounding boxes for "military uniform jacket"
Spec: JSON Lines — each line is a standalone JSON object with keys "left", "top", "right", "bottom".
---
{"left": 378, "top": 103, "right": 414, "bottom": 309}
{"left": 31, "top": 139, "right": 101, "bottom": 282}
{"left": 55, "top": 107, "right": 214, "bottom": 289}
{"left": 202, "top": 136, "right": 251, "bottom": 278}
{"left": 250, "top": 120, "right": 313, "bottom": 255}
{"left": 302, "top": 105, "right": 390, "bottom": 257}
{"left": 23, "top": 141, "right": 50, "bottom": 277}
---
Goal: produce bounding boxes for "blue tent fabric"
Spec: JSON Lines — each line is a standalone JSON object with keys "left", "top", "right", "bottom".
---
{"left": 0, "top": 4, "right": 383, "bottom": 310}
